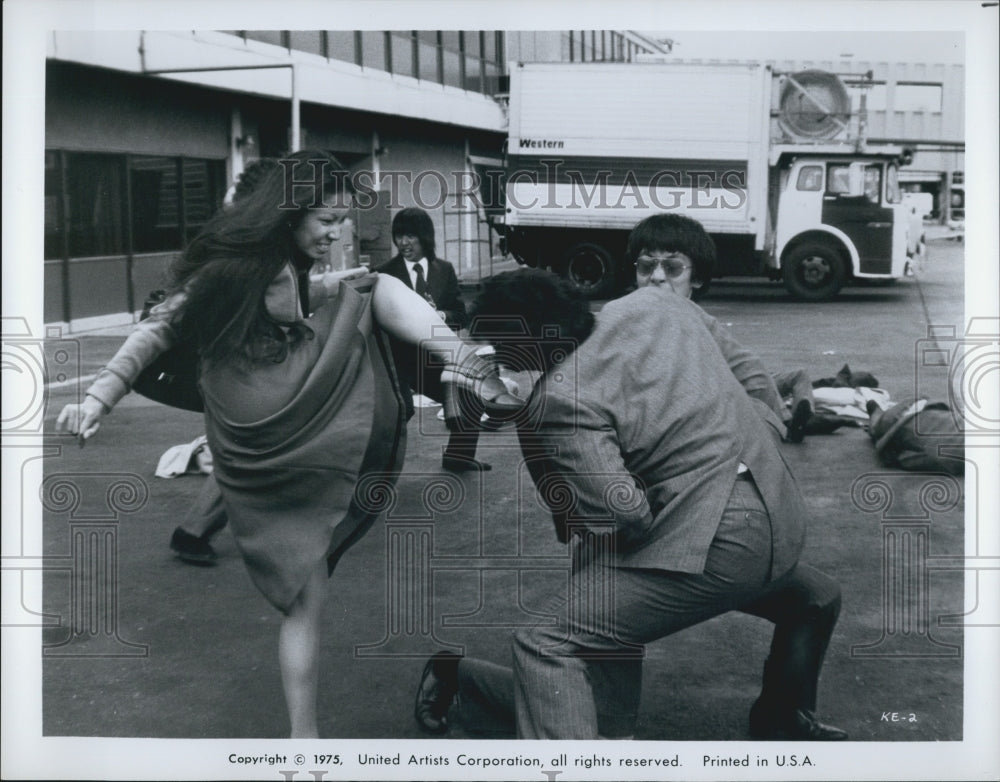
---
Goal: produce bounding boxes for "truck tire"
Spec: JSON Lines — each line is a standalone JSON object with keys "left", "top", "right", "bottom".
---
{"left": 562, "top": 242, "right": 616, "bottom": 298}
{"left": 782, "top": 243, "right": 846, "bottom": 301}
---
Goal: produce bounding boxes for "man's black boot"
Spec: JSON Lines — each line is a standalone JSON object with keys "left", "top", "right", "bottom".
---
{"left": 749, "top": 598, "right": 847, "bottom": 741}
{"left": 749, "top": 658, "right": 847, "bottom": 740}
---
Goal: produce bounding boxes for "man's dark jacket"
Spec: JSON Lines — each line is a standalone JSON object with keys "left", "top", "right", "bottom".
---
{"left": 374, "top": 255, "right": 468, "bottom": 415}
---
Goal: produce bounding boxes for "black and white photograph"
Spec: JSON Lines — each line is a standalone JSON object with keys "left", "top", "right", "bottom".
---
{"left": 2, "top": 1, "right": 998, "bottom": 780}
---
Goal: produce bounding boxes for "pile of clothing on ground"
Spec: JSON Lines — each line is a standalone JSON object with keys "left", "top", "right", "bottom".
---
{"left": 806, "top": 364, "right": 889, "bottom": 435}
{"left": 804, "top": 363, "right": 965, "bottom": 475}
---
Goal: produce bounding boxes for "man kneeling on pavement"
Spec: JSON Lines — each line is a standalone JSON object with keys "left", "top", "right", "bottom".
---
{"left": 414, "top": 268, "right": 847, "bottom": 741}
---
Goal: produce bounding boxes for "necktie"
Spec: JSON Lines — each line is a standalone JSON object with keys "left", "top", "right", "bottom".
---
{"left": 414, "top": 263, "right": 427, "bottom": 297}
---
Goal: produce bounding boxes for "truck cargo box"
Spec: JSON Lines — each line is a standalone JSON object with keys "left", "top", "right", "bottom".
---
{"left": 505, "top": 61, "right": 772, "bottom": 236}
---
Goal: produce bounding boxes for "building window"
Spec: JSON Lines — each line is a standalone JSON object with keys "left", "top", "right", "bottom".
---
{"left": 482, "top": 62, "right": 501, "bottom": 94}
{"left": 46, "top": 151, "right": 225, "bottom": 259}
{"left": 463, "top": 30, "right": 481, "bottom": 61}
{"left": 130, "top": 156, "right": 180, "bottom": 253}
{"left": 483, "top": 30, "right": 497, "bottom": 63}
{"left": 894, "top": 82, "right": 943, "bottom": 113}
{"left": 288, "top": 31, "right": 325, "bottom": 58}
{"left": 45, "top": 151, "right": 65, "bottom": 260}
{"left": 441, "top": 30, "right": 463, "bottom": 88}
{"left": 417, "top": 31, "right": 441, "bottom": 82}
{"left": 244, "top": 30, "right": 288, "bottom": 50}
{"left": 326, "top": 31, "right": 359, "bottom": 65}
{"left": 464, "top": 50, "right": 482, "bottom": 92}
{"left": 182, "top": 159, "right": 225, "bottom": 242}
{"left": 360, "top": 31, "right": 388, "bottom": 71}
{"left": 228, "top": 29, "right": 504, "bottom": 94}
{"left": 839, "top": 75, "right": 887, "bottom": 112}
{"left": 464, "top": 31, "right": 501, "bottom": 93}
{"left": 462, "top": 31, "right": 481, "bottom": 91}
{"left": 390, "top": 31, "right": 416, "bottom": 78}
{"left": 65, "top": 153, "right": 126, "bottom": 258}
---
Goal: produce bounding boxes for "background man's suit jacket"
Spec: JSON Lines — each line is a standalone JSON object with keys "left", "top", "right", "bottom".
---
{"left": 519, "top": 285, "right": 807, "bottom": 581}
{"left": 375, "top": 255, "right": 468, "bottom": 411}
{"left": 376, "top": 255, "right": 467, "bottom": 329}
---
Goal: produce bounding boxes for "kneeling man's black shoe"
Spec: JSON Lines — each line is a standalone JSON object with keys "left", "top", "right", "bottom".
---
{"left": 414, "top": 651, "right": 462, "bottom": 734}
{"left": 169, "top": 528, "right": 217, "bottom": 565}
{"left": 749, "top": 701, "right": 848, "bottom": 741}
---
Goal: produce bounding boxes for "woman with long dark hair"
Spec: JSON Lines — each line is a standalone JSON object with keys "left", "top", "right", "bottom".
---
{"left": 57, "top": 150, "right": 519, "bottom": 736}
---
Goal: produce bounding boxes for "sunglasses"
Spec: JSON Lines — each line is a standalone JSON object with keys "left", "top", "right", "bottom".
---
{"left": 634, "top": 256, "right": 692, "bottom": 278}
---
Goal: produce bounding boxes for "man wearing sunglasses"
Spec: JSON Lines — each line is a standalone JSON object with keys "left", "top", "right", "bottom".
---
{"left": 629, "top": 214, "right": 815, "bottom": 444}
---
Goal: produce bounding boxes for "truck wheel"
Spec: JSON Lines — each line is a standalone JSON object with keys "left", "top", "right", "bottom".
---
{"left": 782, "top": 243, "right": 846, "bottom": 301}
{"left": 562, "top": 242, "right": 616, "bottom": 298}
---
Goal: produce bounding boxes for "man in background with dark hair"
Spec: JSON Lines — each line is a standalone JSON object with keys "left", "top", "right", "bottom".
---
{"left": 377, "top": 207, "right": 493, "bottom": 472}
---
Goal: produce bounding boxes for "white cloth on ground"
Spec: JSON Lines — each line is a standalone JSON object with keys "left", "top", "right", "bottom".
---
{"left": 155, "top": 435, "right": 214, "bottom": 478}
{"left": 811, "top": 386, "right": 891, "bottom": 421}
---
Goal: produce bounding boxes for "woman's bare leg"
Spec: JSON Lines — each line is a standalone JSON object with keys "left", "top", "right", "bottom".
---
{"left": 279, "top": 560, "right": 329, "bottom": 738}
{"left": 371, "top": 273, "right": 520, "bottom": 414}
{"left": 370, "top": 273, "right": 461, "bottom": 359}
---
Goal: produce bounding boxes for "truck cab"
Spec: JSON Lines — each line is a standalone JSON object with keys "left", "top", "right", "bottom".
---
{"left": 772, "top": 151, "right": 909, "bottom": 299}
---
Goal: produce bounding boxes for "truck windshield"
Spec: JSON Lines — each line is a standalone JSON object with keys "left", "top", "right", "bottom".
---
{"left": 886, "top": 163, "right": 902, "bottom": 204}
{"left": 863, "top": 165, "right": 882, "bottom": 204}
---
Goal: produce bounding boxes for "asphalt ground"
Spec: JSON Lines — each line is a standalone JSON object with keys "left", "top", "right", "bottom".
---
{"left": 37, "top": 240, "right": 969, "bottom": 744}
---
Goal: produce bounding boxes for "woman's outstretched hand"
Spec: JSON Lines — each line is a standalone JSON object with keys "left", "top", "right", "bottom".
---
{"left": 55, "top": 396, "right": 109, "bottom": 442}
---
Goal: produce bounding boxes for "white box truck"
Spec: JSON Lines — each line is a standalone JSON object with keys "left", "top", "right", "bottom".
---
{"left": 499, "top": 61, "right": 914, "bottom": 300}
